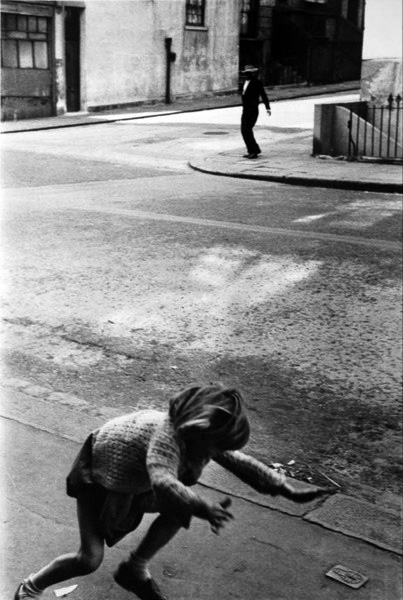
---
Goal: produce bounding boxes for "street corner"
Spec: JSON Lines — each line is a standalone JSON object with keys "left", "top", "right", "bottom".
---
{"left": 188, "top": 146, "right": 403, "bottom": 192}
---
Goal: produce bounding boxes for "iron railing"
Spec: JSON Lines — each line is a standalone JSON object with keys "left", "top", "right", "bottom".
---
{"left": 348, "top": 94, "right": 403, "bottom": 161}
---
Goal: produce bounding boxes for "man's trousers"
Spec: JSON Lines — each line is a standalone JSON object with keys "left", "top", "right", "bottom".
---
{"left": 241, "top": 106, "right": 260, "bottom": 155}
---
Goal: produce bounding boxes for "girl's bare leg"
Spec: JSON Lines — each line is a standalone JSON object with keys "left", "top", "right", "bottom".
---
{"left": 135, "top": 514, "right": 182, "bottom": 561}
{"left": 123, "top": 514, "right": 182, "bottom": 581}
{"left": 30, "top": 491, "right": 105, "bottom": 591}
{"left": 113, "top": 514, "right": 181, "bottom": 600}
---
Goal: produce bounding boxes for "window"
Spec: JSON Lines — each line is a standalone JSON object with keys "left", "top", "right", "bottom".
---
{"left": 19, "top": 40, "right": 34, "bottom": 68}
{"left": 186, "top": 0, "right": 205, "bottom": 27}
{"left": 1, "top": 38, "right": 18, "bottom": 67}
{"left": 240, "top": 0, "right": 259, "bottom": 38}
{"left": 1, "top": 12, "right": 49, "bottom": 69}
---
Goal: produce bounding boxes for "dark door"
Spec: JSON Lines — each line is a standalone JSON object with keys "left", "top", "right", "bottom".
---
{"left": 65, "top": 8, "right": 80, "bottom": 112}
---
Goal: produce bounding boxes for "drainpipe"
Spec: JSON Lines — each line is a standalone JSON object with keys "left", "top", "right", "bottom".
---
{"left": 164, "top": 37, "right": 176, "bottom": 104}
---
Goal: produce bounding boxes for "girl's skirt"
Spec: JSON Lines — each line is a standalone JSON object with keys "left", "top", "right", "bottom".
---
{"left": 66, "top": 432, "right": 162, "bottom": 547}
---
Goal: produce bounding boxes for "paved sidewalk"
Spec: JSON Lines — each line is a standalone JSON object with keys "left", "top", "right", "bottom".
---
{"left": 189, "top": 132, "right": 403, "bottom": 194}
{"left": 1, "top": 381, "right": 402, "bottom": 600}
{"left": 1, "top": 81, "right": 360, "bottom": 134}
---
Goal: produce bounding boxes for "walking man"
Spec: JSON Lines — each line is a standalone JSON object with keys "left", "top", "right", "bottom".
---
{"left": 240, "top": 65, "right": 271, "bottom": 159}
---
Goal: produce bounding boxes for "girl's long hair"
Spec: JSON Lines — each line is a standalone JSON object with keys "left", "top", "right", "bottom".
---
{"left": 169, "top": 383, "right": 250, "bottom": 450}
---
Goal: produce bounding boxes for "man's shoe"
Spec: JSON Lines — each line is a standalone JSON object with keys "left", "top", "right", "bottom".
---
{"left": 246, "top": 153, "right": 258, "bottom": 159}
{"left": 114, "top": 562, "right": 168, "bottom": 600}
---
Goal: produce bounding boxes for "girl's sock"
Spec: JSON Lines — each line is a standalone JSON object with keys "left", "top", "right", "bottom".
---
{"left": 128, "top": 554, "right": 151, "bottom": 581}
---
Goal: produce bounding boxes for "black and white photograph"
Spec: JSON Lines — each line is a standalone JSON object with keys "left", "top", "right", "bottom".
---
{"left": 1, "top": 1, "right": 402, "bottom": 599}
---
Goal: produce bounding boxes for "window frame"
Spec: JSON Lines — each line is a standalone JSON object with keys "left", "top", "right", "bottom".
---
{"left": 1, "top": 11, "right": 50, "bottom": 70}
{"left": 185, "top": 0, "right": 206, "bottom": 27}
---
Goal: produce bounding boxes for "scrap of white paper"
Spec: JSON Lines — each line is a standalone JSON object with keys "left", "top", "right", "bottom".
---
{"left": 54, "top": 584, "right": 78, "bottom": 597}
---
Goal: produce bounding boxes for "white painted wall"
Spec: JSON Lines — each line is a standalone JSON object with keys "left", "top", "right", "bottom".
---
{"left": 83, "top": 0, "right": 160, "bottom": 108}
{"left": 81, "top": 0, "right": 239, "bottom": 110}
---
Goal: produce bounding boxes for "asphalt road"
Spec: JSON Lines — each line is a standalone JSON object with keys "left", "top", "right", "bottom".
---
{"left": 1, "top": 95, "right": 402, "bottom": 506}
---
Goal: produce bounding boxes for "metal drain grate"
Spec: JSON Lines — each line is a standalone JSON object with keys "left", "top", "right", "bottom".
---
{"left": 326, "top": 565, "right": 368, "bottom": 589}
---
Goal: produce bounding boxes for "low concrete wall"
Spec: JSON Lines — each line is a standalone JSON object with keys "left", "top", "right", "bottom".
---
{"left": 313, "top": 101, "right": 403, "bottom": 159}
{"left": 313, "top": 101, "right": 365, "bottom": 156}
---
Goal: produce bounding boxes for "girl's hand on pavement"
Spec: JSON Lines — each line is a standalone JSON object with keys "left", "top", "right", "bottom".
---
{"left": 207, "top": 497, "right": 233, "bottom": 534}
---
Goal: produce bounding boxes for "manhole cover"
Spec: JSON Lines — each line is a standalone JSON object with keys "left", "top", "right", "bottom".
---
{"left": 203, "top": 131, "right": 229, "bottom": 135}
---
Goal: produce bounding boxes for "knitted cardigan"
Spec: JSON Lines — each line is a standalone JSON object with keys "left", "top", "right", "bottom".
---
{"left": 91, "top": 409, "right": 286, "bottom": 524}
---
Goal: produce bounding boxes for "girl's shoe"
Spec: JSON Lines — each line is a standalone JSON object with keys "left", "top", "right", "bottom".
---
{"left": 114, "top": 562, "right": 168, "bottom": 600}
{"left": 14, "top": 578, "right": 43, "bottom": 599}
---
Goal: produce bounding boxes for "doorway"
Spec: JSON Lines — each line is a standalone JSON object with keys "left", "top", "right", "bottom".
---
{"left": 65, "top": 7, "right": 80, "bottom": 112}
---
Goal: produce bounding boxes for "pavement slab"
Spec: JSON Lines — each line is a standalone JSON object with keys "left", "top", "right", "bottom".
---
{"left": 305, "top": 493, "right": 403, "bottom": 555}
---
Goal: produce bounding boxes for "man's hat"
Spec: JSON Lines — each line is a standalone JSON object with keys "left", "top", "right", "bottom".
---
{"left": 241, "top": 64, "right": 259, "bottom": 73}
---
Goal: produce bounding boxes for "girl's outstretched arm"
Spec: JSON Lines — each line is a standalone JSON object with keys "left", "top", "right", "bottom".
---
{"left": 148, "top": 460, "right": 231, "bottom": 524}
{"left": 146, "top": 421, "right": 233, "bottom": 532}
{"left": 213, "top": 450, "right": 335, "bottom": 502}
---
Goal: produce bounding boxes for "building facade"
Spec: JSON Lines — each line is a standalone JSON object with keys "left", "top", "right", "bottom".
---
{"left": 239, "top": 0, "right": 365, "bottom": 86}
{"left": 1, "top": 0, "right": 240, "bottom": 120}
{"left": 1, "top": 0, "right": 369, "bottom": 121}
